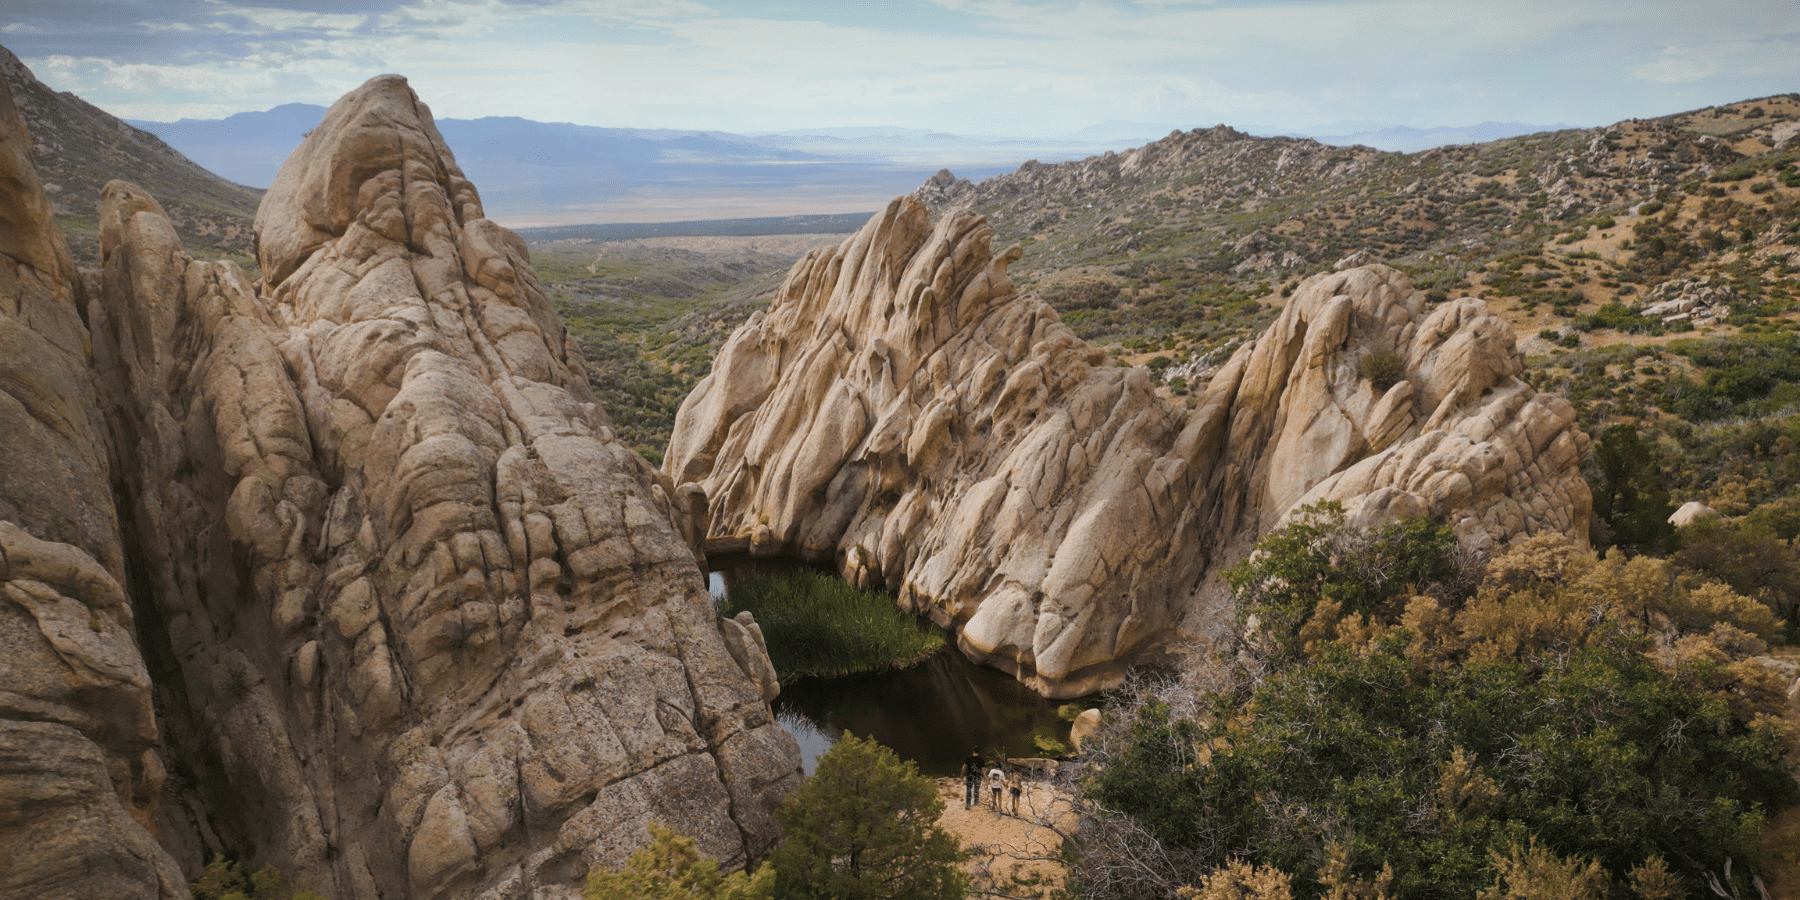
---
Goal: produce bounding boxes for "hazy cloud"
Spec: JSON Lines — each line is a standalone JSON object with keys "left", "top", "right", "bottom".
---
{"left": 4, "top": 0, "right": 1796, "bottom": 133}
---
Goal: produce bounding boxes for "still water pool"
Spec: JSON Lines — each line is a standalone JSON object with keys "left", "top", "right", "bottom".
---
{"left": 709, "top": 563, "right": 1080, "bottom": 776}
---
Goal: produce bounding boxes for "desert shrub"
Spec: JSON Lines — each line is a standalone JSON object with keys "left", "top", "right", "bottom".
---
{"left": 770, "top": 733, "right": 967, "bottom": 899}
{"left": 1080, "top": 521, "right": 1793, "bottom": 900}
{"left": 719, "top": 571, "right": 944, "bottom": 679}
{"left": 192, "top": 857, "right": 326, "bottom": 900}
{"left": 1571, "top": 303, "right": 1654, "bottom": 333}
{"left": 586, "top": 823, "right": 771, "bottom": 900}
{"left": 1356, "top": 350, "right": 1406, "bottom": 390}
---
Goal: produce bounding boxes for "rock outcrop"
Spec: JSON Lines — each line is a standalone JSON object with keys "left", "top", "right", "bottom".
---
{"left": 0, "top": 75, "right": 187, "bottom": 900}
{"left": 2, "top": 73, "right": 797, "bottom": 900}
{"left": 665, "top": 196, "right": 1592, "bottom": 698}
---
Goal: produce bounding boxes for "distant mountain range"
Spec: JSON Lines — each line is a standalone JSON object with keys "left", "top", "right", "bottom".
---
{"left": 124, "top": 104, "right": 1566, "bottom": 227}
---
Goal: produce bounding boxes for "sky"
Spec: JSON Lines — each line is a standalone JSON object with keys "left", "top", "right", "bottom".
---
{"left": 1, "top": 0, "right": 1797, "bottom": 137}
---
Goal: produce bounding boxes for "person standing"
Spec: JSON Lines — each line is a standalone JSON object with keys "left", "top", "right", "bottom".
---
{"left": 1006, "top": 770, "right": 1024, "bottom": 816}
{"left": 962, "top": 749, "right": 983, "bottom": 809}
{"left": 987, "top": 764, "right": 1004, "bottom": 809}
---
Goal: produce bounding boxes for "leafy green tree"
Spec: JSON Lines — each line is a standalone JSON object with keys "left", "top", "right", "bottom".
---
{"left": 1590, "top": 424, "right": 1677, "bottom": 555}
{"left": 771, "top": 732, "right": 968, "bottom": 900}
{"left": 1673, "top": 516, "right": 1800, "bottom": 636}
{"left": 585, "top": 822, "right": 772, "bottom": 900}
{"left": 1224, "top": 502, "right": 1461, "bottom": 658}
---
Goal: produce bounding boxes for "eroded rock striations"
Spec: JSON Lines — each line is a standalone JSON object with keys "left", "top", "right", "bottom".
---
{"left": 0, "top": 75, "right": 188, "bottom": 900}
{"left": 665, "top": 196, "right": 1592, "bottom": 698}
{"left": 2, "top": 73, "right": 797, "bottom": 900}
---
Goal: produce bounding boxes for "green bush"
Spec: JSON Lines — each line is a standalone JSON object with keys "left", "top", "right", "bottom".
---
{"left": 587, "top": 823, "right": 771, "bottom": 900}
{"left": 1356, "top": 350, "right": 1406, "bottom": 391}
{"left": 771, "top": 733, "right": 967, "bottom": 899}
{"left": 192, "top": 857, "right": 326, "bottom": 900}
{"left": 1085, "top": 524, "right": 1794, "bottom": 900}
{"left": 719, "top": 571, "right": 944, "bottom": 679}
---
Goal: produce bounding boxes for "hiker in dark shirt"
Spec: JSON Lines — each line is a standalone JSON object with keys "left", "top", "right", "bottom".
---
{"left": 961, "top": 749, "right": 983, "bottom": 809}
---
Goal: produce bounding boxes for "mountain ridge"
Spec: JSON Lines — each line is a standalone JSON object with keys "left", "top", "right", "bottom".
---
{"left": 0, "top": 44, "right": 260, "bottom": 265}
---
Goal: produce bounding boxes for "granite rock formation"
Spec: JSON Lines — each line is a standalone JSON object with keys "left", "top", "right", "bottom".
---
{"left": 1, "top": 73, "right": 797, "bottom": 900}
{"left": 664, "top": 196, "right": 1592, "bottom": 698}
{"left": 0, "top": 75, "right": 188, "bottom": 900}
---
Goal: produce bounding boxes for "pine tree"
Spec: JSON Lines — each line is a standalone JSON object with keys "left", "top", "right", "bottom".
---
{"left": 771, "top": 733, "right": 968, "bottom": 900}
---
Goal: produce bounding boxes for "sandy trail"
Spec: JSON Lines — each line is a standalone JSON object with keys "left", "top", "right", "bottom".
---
{"left": 934, "top": 777, "right": 1075, "bottom": 898}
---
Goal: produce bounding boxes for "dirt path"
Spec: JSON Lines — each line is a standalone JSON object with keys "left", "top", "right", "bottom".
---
{"left": 934, "top": 777, "right": 1075, "bottom": 898}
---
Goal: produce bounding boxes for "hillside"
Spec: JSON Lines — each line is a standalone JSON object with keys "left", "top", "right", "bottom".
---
{"left": 0, "top": 45, "right": 260, "bottom": 266}
{"left": 902, "top": 93, "right": 1800, "bottom": 544}
{"left": 527, "top": 93, "right": 1800, "bottom": 535}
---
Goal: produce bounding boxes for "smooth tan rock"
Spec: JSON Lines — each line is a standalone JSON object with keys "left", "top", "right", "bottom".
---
{"left": 667, "top": 197, "right": 1591, "bottom": 698}
{"left": 1669, "top": 500, "right": 1716, "bottom": 527}
{"left": 88, "top": 75, "right": 798, "bottom": 900}
{"left": 1069, "top": 709, "right": 1102, "bottom": 754}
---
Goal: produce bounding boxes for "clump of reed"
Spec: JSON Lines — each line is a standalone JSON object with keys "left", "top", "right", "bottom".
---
{"left": 719, "top": 570, "right": 944, "bottom": 680}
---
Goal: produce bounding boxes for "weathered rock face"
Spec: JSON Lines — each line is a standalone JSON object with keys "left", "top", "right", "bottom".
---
{"left": 0, "top": 76, "right": 187, "bottom": 900}
{"left": 665, "top": 196, "right": 1592, "bottom": 698}
{"left": 3, "top": 73, "right": 796, "bottom": 900}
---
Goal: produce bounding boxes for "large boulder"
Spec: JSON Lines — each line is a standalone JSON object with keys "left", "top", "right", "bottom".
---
{"left": 665, "top": 196, "right": 1591, "bottom": 698}
{"left": 0, "top": 75, "right": 187, "bottom": 900}
{"left": 87, "top": 75, "right": 797, "bottom": 900}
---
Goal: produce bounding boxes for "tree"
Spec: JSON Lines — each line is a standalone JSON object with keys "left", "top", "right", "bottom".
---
{"left": 1224, "top": 502, "right": 1462, "bottom": 659}
{"left": 1590, "top": 424, "right": 1677, "bottom": 555}
{"left": 585, "top": 823, "right": 772, "bottom": 900}
{"left": 771, "top": 732, "right": 968, "bottom": 900}
{"left": 1673, "top": 516, "right": 1800, "bottom": 636}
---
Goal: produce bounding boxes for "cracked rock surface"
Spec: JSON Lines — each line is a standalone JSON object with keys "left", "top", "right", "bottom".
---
{"left": 0, "top": 73, "right": 188, "bottom": 900}
{"left": 2, "top": 73, "right": 797, "bottom": 900}
{"left": 665, "top": 196, "right": 1592, "bottom": 698}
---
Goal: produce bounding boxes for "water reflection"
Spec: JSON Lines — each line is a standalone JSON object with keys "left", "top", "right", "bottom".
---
{"left": 774, "top": 649, "right": 1078, "bottom": 776}
{"left": 712, "top": 555, "right": 1083, "bottom": 775}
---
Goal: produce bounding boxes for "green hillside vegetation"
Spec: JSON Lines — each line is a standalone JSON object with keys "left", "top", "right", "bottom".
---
{"left": 532, "top": 237, "right": 821, "bottom": 462}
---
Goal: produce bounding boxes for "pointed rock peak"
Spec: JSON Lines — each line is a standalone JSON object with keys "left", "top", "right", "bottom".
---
{"left": 0, "top": 76, "right": 69, "bottom": 280}
{"left": 255, "top": 73, "right": 483, "bottom": 286}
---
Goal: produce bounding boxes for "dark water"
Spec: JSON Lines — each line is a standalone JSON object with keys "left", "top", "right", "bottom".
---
{"left": 709, "top": 560, "right": 1078, "bottom": 776}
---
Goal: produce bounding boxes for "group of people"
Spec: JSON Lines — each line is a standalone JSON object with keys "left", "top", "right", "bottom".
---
{"left": 961, "top": 749, "right": 1025, "bottom": 815}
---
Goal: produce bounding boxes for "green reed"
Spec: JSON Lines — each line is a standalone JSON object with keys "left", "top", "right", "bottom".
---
{"left": 718, "top": 570, "right": 945, "bottom": 680}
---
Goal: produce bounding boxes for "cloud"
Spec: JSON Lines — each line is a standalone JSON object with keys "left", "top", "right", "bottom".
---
{"left": 6, "top": 0, "right": 1800, "bottom": 135}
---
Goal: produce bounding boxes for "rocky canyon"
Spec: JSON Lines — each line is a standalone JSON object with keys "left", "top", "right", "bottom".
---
{"left": 664, "top": 197, "right": 1592, "bottom": 697}
{"left": 1, "top": 73, "right": 799, "bottom": 900}
{"left": 0, "top": 54, "right": 1599, "bottom": 900}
